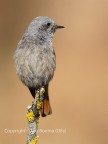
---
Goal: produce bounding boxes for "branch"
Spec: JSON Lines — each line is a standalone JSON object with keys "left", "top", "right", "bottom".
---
{"left": 26, "top": 87, "right": 45, "bottom": 144}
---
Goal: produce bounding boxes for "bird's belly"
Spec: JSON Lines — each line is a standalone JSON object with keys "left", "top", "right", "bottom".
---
{"left": 16, "top": 50, "right": 56, "bottom": 88}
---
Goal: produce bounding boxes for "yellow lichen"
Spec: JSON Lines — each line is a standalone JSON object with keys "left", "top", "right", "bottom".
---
{"left": 37, "top": 101, "right": 41, "bottom": 110}
{"left": 26, "top": 111, "right": 35, "bottom": 122}
{"left": 30, "top": 136, "right": 38, "bottom": 144}
{"left": 36, "top": 92, "right": 39, "bottom": 98}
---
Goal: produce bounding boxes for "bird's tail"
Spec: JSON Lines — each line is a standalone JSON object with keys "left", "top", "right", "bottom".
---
{"left": 41, "top": 84, "right": 52, "bottom": 117}
{"left": 41, "top": 97, "right": 52, "bottom": 117}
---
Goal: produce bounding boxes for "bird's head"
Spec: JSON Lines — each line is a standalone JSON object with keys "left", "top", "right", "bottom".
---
{"left": 26, "top": 16, "right": 64, "bottom": 43}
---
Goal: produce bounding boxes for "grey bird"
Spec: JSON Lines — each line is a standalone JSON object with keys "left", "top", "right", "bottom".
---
{"left": 14, "top": 16, "right": 64, "bottom": 117}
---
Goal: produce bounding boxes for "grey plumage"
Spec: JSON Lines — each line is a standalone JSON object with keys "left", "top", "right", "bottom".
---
{"left": 14, "top": 16, "right": 64, "bottom": 117}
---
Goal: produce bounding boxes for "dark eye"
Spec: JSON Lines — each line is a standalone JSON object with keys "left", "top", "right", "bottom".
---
{"left": 47, "top": 23, "right": 51, "bottom": 27}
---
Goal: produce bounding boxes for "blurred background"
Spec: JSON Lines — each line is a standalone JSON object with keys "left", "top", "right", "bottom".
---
{"left": 0, "top": 0, "right": 108, "bottom": 144}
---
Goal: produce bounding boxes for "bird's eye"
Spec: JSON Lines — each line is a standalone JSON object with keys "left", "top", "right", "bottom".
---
{"left": 47, "top": 23, "right": 51, "bottom": 27}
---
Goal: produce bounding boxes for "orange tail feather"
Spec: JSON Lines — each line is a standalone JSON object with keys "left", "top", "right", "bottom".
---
{"left": 41, "top": 98, "right": 52, "bottom": 117}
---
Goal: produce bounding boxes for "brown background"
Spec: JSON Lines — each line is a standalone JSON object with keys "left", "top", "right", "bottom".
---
{"left": 0, "top": 0, "right": 108, "bottom": 144}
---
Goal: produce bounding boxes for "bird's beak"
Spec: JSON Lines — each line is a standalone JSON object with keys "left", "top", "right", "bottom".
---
{"left": 54, "top": 24, "right": 65, "bottom": 29}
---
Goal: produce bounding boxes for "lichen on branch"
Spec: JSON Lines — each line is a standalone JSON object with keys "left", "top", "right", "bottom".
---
{"left": 26, "top": 87, "right": 45, "bottom": 144}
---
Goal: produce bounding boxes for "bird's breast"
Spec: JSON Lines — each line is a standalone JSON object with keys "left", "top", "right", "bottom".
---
{"left": 15, "top": 42, "right": 56, "bottom": 87}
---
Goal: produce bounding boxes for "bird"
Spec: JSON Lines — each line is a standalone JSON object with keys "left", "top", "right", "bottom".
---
{"left": 14, "top": 16, "right": 64, "bottom": 117}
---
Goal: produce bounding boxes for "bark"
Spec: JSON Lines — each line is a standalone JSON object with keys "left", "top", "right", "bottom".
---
{"left": 26, "top": 87, "right": 45, "bottom": 144}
